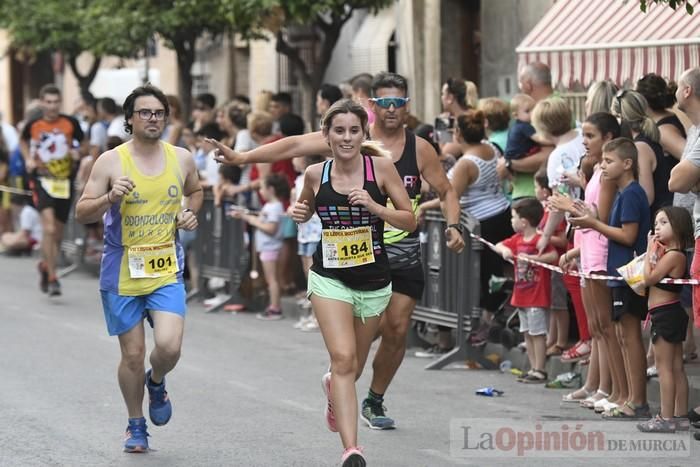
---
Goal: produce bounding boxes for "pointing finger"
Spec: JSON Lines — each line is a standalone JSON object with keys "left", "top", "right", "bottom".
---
{"left": 204, "top": 138, "right": 223, "bottom": 149}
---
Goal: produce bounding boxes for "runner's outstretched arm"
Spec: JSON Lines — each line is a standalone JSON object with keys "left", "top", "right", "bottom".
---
{"left": 416, "top": 137, "right": 465, "bottom": 253}
{"left": 208, "top": 132, "right": 332, "bottom": 165}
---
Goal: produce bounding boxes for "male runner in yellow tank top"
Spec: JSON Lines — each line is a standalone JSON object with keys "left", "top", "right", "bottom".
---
{"left": 76, "top": 85, "right": 202, "bottom": 453}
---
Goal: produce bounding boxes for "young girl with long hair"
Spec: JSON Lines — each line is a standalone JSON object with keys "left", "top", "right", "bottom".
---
{"left": 554, "top": 113, "right": 626, "bottom": 413}
{"left": 230, "top": 173, "right": 290, "bottom": 320}
{"left": 638, "top": 206, "right": 692, "bottom": 432}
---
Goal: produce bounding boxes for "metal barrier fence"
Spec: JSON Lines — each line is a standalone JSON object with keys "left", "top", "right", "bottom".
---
{"left": 414, "top": 209, "right": 485, "bottom": 370}
{"left": 192, "top": 190, "right": 250, "bottom": 311}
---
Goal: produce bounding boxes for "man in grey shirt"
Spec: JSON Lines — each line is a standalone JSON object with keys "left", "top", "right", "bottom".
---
{"left": 669, "top": 70, "right": 700, "bottom": 426}
{"left": 670, "top": 68, "right": 700, "bottom": 262}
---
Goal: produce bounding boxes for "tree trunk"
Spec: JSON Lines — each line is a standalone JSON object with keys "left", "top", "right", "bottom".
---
{"left": 68, "top": 54, "right": 102, "bottom": 98}
{"left": 276, "top": 13, "right": 350, "bottom": 127}
{"left": 173, "top": 36, "right": 197, "bottom": 120}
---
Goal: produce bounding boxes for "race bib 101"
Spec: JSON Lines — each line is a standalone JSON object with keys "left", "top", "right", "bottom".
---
{"left": 322, "top": 226, "right": 375, "bottom": 268}
{"left": 128, "top": 242, "right": 179, "bottom": 278}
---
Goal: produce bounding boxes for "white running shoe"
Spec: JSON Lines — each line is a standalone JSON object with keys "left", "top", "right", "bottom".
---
{"left": 294, "top": 315, "right": 311, "bottom": 329}
{"left": 300, "top": 317, "right": 320, "bottom": 332}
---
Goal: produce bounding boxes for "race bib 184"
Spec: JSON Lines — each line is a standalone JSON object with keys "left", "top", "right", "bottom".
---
{"left": 128, "top": 242, "right": 179, "bottom": 278}
{"left": 322, "top": 226, "right": 375, "bottom": 268}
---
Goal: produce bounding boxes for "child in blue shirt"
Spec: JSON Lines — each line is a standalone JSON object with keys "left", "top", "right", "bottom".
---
{"left": 570, "top": 137, "right": 651, "bottom": 420}
{"left": 505, "top": 94, "right": 540, "bottom": 161}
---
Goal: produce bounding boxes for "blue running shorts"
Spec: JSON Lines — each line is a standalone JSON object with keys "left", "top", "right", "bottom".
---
{"left": 100, "top": 282, "right": 186, "bottom": 336}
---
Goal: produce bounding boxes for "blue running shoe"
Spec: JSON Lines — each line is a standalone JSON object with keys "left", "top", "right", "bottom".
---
{"left": 145, "top": 369, "right": 172, "bottom": 426}
{"left": 124, "top": 417, "right": 149, "bottom": 453}
{"left": 361, "top": 398, "right": 395, "bottom": 430}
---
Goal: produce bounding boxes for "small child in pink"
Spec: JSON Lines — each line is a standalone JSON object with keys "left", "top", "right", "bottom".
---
{"left": 229, "top": 173, "right": 290, "bottom": 320}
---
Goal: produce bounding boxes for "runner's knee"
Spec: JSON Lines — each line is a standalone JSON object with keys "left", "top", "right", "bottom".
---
{"left": 43, "top": 222, "right": 56, "bottom": 238}
{"left": 330, "top": 351, "right": 357, "bottom": 376}
{"left": 154, "top": 341, "right": 181, "bottom": 362}
{"left": 121, "top": 344, "right": 146, "bottom": 370}
{"left": 381, "top": 315, "right": 411, "bottom": 345}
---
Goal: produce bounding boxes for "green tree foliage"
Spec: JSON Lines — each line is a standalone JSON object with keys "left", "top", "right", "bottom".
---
{"left": 0, "top": 0, "right": 145, "bottom": 96}
{"left": 637, "top": 0, "right": 696, "bottom": 14}
{"left": 237, "top": 0, "right": 393, "bottom": 123}
{"left": 85, "top": 0, "right": 262, "bottom": 115}
{"left": 0, "top": 0, "right": 393, "bottom": 119}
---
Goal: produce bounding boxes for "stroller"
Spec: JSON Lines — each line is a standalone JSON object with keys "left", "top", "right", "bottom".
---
{"left": 466, "top": 275, "right": 522, "bottom": 350}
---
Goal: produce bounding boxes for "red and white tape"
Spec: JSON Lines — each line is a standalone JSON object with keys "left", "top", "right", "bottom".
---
{"left": 470, "top": 233, "right": 699, "bottom": 285}
{"left": 0, "top": 185, "right": 32, "bottom": 196}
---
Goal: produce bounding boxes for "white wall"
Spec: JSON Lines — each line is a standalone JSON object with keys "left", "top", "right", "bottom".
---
{"left": 323, "top": 11, "right": 366, "bottom": 85}
{"left": 0, "top": 31, "right": 13, "bottom": 123}
{"left": 480, "top": 0, "right": 555, "bottom": 98}
{"left": 247, "top": 33, "right": 279, "bottom": 100}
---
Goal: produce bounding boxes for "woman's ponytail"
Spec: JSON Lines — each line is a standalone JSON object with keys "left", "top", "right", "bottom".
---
{"left": 641, "top": 116, "right": 660, "bottom": 143}
{"left": 361, "top": 140, "right": 392, "bottom": 159}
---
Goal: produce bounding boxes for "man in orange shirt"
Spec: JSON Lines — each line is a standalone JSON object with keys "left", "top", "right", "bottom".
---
{"left": 21, "top": 84, "right": 85, "bottom": 296}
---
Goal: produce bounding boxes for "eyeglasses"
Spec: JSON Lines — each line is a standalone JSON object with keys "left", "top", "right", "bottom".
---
{"left": 370, "top": 97, "right": 410, "bottom": 109}
{"left": 135, "top": 109, "right": 166, "bottom": 121}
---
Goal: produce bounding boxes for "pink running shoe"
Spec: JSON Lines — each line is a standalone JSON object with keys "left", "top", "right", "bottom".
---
{"left": 341, "top": 446, "right": 366, "bottom": 467}
{"left": 321, "top": 372, "right": 337, "bottom": 432}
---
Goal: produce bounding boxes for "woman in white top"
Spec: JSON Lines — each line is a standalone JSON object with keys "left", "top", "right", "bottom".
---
{"left": 420, "top": 110, "right": 512, "bottom": 334}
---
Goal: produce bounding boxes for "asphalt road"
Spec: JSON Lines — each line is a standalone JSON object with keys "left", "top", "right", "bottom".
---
{"left": 1, "top": 255, "right": 698, "bottom": 467}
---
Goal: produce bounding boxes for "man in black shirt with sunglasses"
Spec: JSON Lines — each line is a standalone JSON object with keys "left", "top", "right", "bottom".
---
{"left": 210, "top": 72, "right": 464, "bottom": 431}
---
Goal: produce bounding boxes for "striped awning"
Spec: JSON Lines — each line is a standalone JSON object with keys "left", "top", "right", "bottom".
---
{"left": 516, "top": 0, "right": 700, "bottom": 88}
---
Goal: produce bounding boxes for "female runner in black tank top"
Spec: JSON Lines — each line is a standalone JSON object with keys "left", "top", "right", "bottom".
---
{"left": 290, "top": 99, "right": 415, "bottom": 467}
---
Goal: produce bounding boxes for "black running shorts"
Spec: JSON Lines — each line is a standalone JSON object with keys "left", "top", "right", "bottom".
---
{"left": 390, "top": 265, "right": 425, "bottom": 300}
{"left": 30, "top": 176, "right": 73, "bottom": 224}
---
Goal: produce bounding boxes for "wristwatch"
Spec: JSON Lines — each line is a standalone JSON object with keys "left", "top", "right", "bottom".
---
{"left": 447, "top": 223, "right": 464, "bottom": 235}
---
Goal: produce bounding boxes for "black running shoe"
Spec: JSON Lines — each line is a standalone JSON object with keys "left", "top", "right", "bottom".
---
{"left": 688, "top": 408, "right": 700, "bottom": 429}
{"left": 47, "top": 280, "right": 62, "bottom": 297}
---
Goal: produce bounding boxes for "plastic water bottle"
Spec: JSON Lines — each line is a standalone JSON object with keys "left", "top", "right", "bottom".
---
{"left": 555, "top": 371, "right": 576, "bottom": 382}
{"left": 476, "top": 387, "right": 504, "bottom": 397}
{"left": 499, "top": 360, "right": 512, "bottom": 373}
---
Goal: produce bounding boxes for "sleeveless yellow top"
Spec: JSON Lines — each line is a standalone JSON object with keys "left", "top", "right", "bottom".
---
{"left": 100, "top": 142, "right": 185, "bottom": 296}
